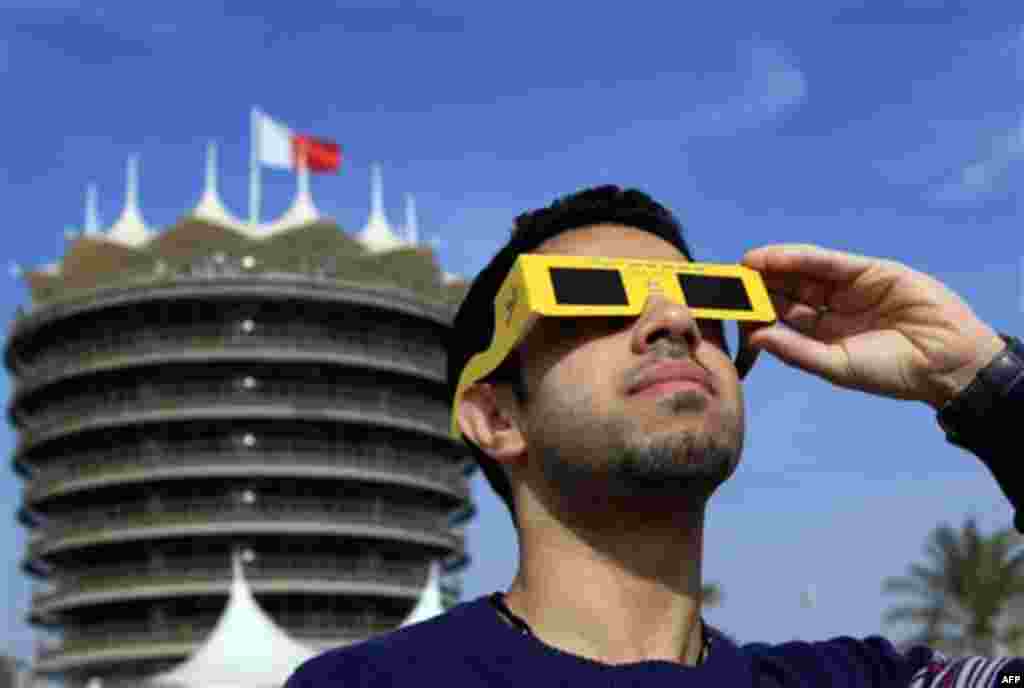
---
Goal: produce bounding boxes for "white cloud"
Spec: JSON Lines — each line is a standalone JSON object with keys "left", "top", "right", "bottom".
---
{"left": 930, "top": 116, "right": 1024, "bottom": 202}
{"left": 925, "top": 29, "right": 1024, "bottom": 203}
{"left": 597, "top": 41, "right": 807, "bottom": 147}
{"left": 694, "top": 41, "right": 807, "bottom": 134}
{"left": 745, "top": 41, "right": 808, "bottom": 117}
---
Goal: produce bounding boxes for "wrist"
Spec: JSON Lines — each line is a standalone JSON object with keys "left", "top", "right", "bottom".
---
{"left": 936, "top": 333, "right": 1024, "bottom": 446}
{"left": 928, "top": 331, "right": 1007, "bottom": 410}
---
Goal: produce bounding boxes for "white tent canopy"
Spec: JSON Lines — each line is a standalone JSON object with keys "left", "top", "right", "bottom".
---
{"left": 144, "top": 552, "right": 445, "bottom": 688}
{"left": 147, "top": 551, "right": 317, "bottom": 688}
{"left": 399, "top": 560, "right": 444, "bottom": 627}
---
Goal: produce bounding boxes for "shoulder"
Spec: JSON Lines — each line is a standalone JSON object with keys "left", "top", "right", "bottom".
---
{"left": 740, "top": 635, "right": 1024, "bottom": 687}
{"left": 737, "top": 635, "right": 932, "bottom": 686}
{"left": 284, "top": 603, "right": 478, "bottom": 688}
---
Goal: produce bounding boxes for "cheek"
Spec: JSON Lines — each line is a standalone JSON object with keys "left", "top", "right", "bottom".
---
{"left": 535, "top": 347, "right": 614, "bottom": 410}
{"left": 704, "top": 347, "right": 743, "bottom": 405}
{"left": 548, "top": 360, "right": 597, "bottom": 406}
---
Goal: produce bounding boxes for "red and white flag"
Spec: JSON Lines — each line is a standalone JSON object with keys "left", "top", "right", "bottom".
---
{"left": 255, "top": 110, "right": 341, "bottom": 173}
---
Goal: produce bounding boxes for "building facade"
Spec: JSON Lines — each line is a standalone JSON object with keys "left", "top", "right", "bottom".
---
{"left": 5, "top": 153, "right": 475, "bottom": 686}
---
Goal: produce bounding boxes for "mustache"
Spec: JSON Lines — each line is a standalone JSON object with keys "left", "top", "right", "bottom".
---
{"left": 626, "top": 338, "right": 711, "bottom": 388}
{"left": 647, "top": 338, "right": 691, "bottom": 361}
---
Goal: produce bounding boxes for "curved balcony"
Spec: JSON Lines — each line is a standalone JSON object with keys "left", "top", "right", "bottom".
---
{"left": 8, "top": 275, "right": 454, "bottom": 349}
{"left": 26, "top": 445, "right": 469, "bottom": 504}
{"left": 27, "top": 497, "right": 463, "bottom": 562}
{"left": 11, "top": 322, "right": 445, "bottom": 402}
{"left": 31, "top": 555, "right": 437, "bottom": 618}
{"left": 17, "top": 384, "right": 453, "bottom": 455}
{"left": 35, "top": 614, "right": 404, "bottom": 673}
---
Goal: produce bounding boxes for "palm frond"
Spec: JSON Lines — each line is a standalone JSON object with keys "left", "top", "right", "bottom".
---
{"left": 701, "top": 582, "right": 724, "bottom": 608}
{"left": 882, "top": 515, "right": 1024, "bottom": 656}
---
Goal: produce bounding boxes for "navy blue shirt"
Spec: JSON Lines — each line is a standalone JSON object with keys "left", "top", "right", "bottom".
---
{"left": 284, "top": 595, "right": 1023, "bottom": 687}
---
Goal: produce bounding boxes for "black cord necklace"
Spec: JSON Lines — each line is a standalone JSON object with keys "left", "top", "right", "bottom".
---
{"left": 489, "top": 591, "right": 711, "bottom": 665}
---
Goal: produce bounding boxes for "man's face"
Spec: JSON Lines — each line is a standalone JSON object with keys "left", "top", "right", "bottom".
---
{"left": 513, "top": 224, "right": 746, "bottom": 508}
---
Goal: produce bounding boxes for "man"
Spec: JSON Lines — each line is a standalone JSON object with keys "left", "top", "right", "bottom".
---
{"left": 286, "top": 186, "right": 1024, "bottom": 686}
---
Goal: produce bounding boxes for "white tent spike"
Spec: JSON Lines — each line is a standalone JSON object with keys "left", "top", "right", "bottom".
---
{"left": 193, "top": 141, "right": 247, "bottom": 233}
{"left": 260, "top": 159, "right": 320, "bottom": 237}
{"left": 356, "top": 163, "right": 406, "bottom": 253}
{"left": 84, "top": 184, "right": 101, "bottom": 235}
{"left": 403, "top": 193, "right": 418, "bottom": 245}
{"left": 107, "top": 156, "right": 151, "bottom": 247}
{"left": 371, "top": 163, "right": 384, "bottom": 218}
{"left": 400, "top": 560, "right": 446, "bottom": 627}
{"left": 147, "top": 549, "right": 316, "bottom": 688}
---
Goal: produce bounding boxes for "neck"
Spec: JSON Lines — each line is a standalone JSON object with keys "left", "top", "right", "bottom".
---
{"left": 502, "top": 493, "right": 707, "bottom": 666}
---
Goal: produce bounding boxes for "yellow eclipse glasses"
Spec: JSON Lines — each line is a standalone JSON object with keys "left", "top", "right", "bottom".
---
{"left": 450, "top": 254, "right": 778, "bottom": 441}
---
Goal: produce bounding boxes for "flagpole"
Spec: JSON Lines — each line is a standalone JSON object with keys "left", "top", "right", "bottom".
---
{"left": 250, "top": 106, "right": 260, "bottom": 225}
{"left": 298, "top": 137, "right": 309, "bottom": 193}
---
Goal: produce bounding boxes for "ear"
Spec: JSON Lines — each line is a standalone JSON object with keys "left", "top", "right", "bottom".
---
{"left": 456, "top": 383, "right": 527, "bottom": 464}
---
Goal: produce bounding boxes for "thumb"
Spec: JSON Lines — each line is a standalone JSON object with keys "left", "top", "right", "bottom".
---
{"left": 746, "top": 323, "right": 838, "bottom": 378}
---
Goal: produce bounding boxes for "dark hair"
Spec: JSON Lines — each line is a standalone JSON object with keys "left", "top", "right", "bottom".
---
{"left": 445, "top": 185, "right": 697, "bottom": 525}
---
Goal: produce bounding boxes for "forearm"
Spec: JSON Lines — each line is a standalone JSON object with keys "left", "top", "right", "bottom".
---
{"left": 956, "top": 431, "right": 1024, "bottom": 533}
{"left": 936, "top": 333, "right": 1024, "bottom": 532}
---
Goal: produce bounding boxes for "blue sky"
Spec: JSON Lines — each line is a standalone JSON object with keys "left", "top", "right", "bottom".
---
{"left": 2, "top": 0, "right": 1024, "bottom": 665}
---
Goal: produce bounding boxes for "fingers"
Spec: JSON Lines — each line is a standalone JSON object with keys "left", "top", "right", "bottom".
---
{"left": 742, "top": 244, "right": 875, "bottom": 287}
{"left": 746, "top": 323, "right": 849, "bottom": 385}
{"left": 763, "top": 288, "right": 862, "bottom": 342}
{"left": 765, "top": 276, "right": 832, "bottom": 313}
{"left": 776, "top": 300, "right": 827, "bottom": 337}
{"left": 765, "top": 285, "right": 827, "bottom": 334}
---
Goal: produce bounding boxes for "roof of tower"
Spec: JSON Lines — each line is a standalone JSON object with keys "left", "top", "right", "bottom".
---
{"left": 106, "top": 156, "right": 152, "bottom": 247}
{"left": 15, "top": 157, "right": 472, "bottom": 311}
{"left": 191, "top": 141, "right": 247, "bottom": 232}
{"left": 84, "top": 184, "right": 101, "bottom": 236}
{"left": 356, "top": 163, "right": 410, "bottom": 253}
{"left": 256, "top": 164, "right": 321, "bottom": 238}
{"left": 404, "top": 193, "right": 419, "bottom": 246}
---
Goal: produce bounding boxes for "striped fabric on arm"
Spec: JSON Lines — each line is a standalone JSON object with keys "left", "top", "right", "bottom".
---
{"left": 908, "top": 653, "right": 1024, "bottom": 687}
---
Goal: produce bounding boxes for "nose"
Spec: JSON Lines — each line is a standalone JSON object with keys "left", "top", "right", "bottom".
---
{"left": 630, "top": 292, "right": 702, "bottom": 356}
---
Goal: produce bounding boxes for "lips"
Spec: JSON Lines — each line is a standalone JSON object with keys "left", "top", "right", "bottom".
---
{"left": 628, "top": 361, "right": 715, "bottom": 397}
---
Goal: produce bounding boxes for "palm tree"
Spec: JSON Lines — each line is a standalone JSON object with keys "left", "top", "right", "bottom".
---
{"left": 700, "top": 581, "right": 741, "bottom": 647}
{"left": 881, "top": 516, "right": 1024, "bottom": 656}
{"left": 701, "top": 581, "right": 724, "bottom": 608}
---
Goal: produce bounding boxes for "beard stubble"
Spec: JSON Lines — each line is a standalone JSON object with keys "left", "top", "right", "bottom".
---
{"left": 529, "top": 385, "right": 745, "bottom": 506}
